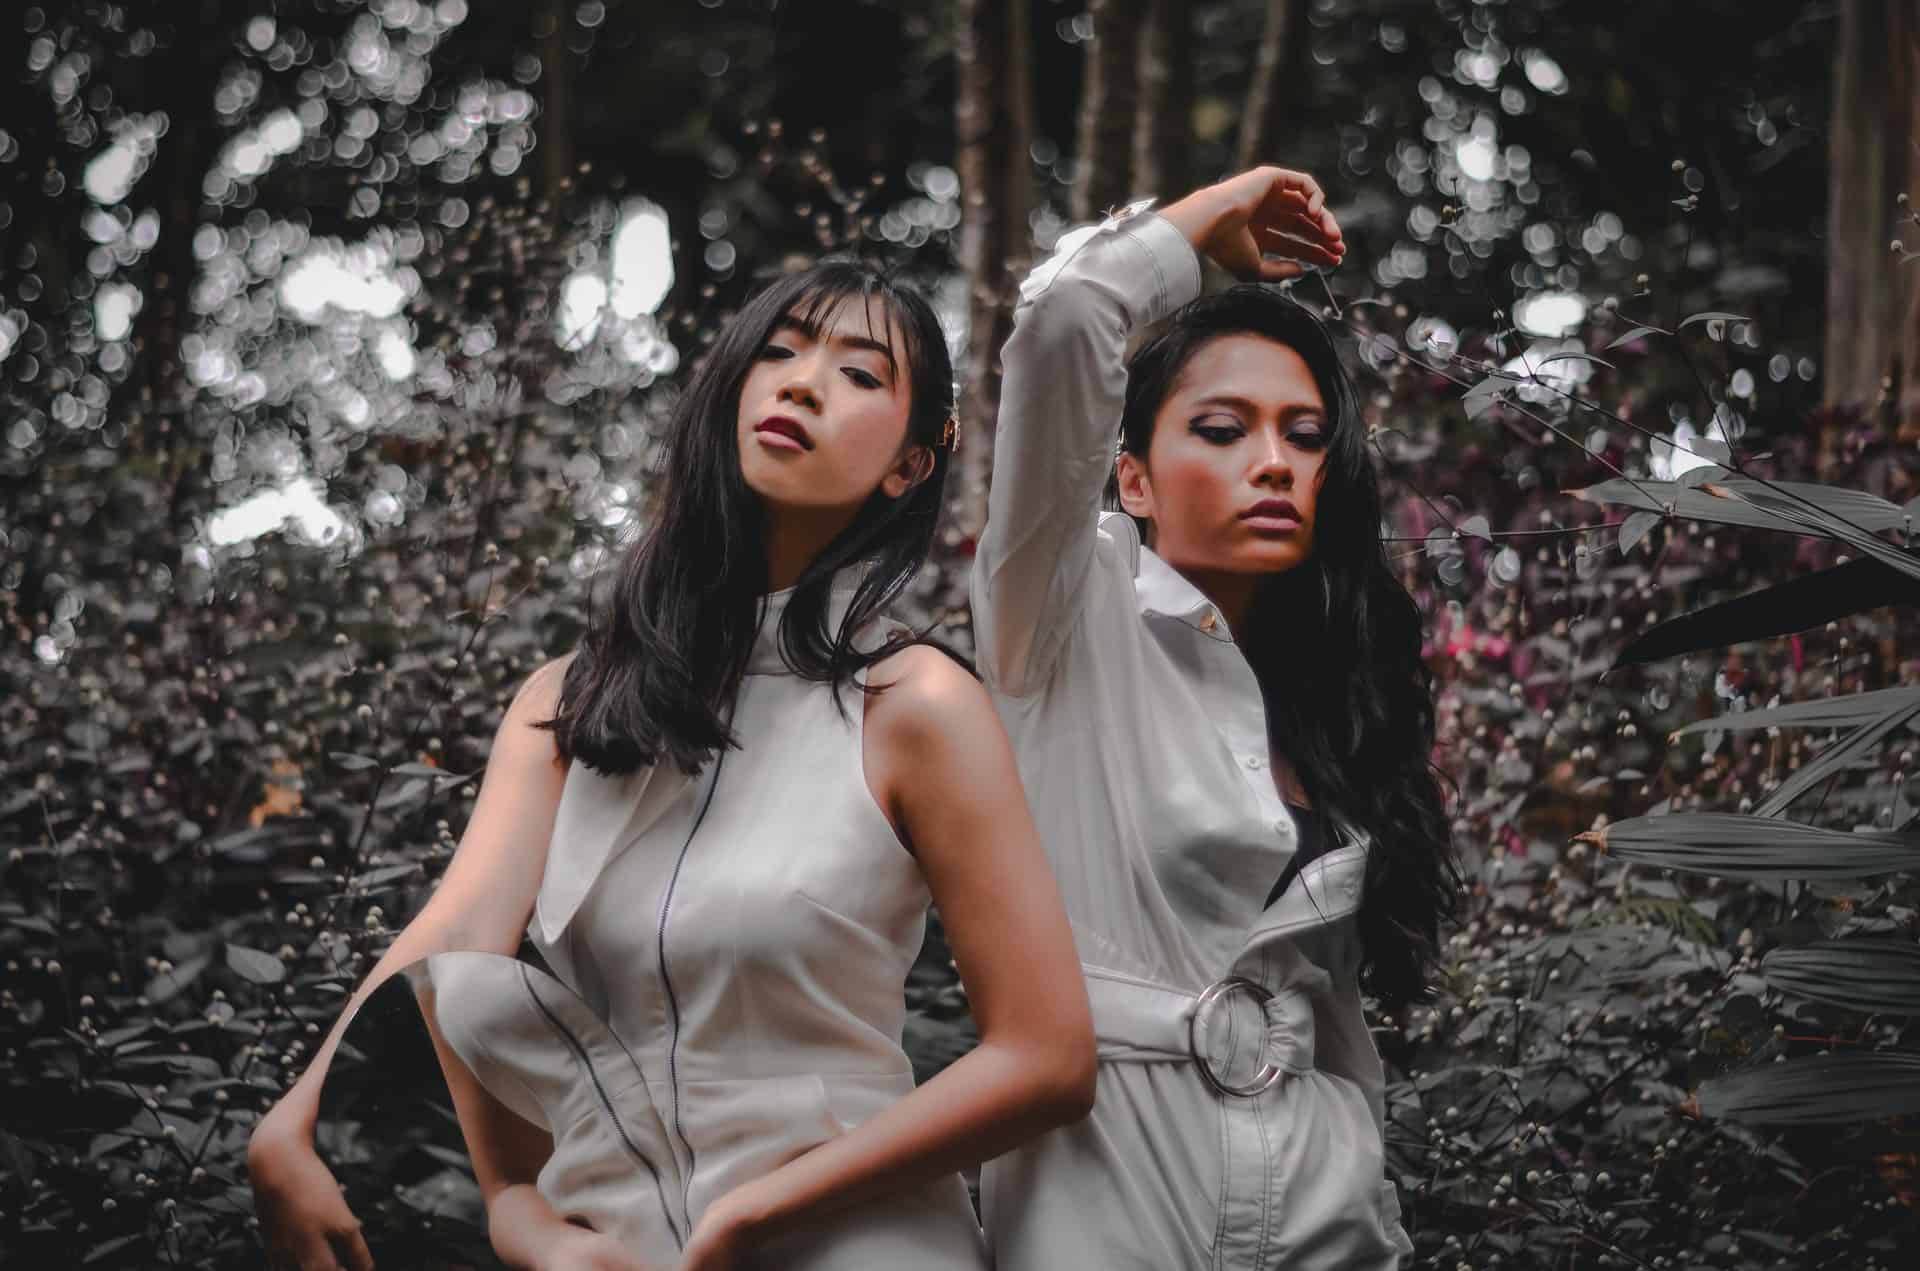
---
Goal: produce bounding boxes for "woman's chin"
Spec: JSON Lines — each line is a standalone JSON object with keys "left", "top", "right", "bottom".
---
{"left": 1223, "top": 542, "right": 1311, "bottom": 576}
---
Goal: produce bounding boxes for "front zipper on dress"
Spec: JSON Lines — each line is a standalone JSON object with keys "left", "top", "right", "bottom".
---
{"left": 656, "top": 749, "right": 727, "bottom": 1234}
{"left": 516, "top": 963, "right": 684, "bottom": 1249}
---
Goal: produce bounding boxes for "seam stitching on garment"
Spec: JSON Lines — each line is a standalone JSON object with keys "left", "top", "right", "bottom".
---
{"left": 1255, "top": 945, "right": 1278, "bottom": 1265}
{"left": 517, "top": 962, "right": 684, "bottom": 1250}
{"left": 1211, "top": 1086, "right": 1231, "bottom": 1271}
{"left": 1082, "top": 964, "right": 1191, "bottom": 996}
{"left": 1255, "top": 1077, "right": 1276, "bottom": 1267}
{"left": 657, "top": 749, "right": 727, "bottom": 1235}
{"left": 1125, "top": 226, "right": 1169, "bottom": 317}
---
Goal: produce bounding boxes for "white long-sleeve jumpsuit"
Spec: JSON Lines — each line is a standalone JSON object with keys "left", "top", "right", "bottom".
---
{"left": 970, "top": 201, "right": 1415, "bottom": 1269}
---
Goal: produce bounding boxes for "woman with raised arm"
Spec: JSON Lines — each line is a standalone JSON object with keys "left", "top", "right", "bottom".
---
{"left": 248, "top": 259, "right": 1095, "bottom": 1271}
{"left": 970, "top": 165, "right": 1460, "bottom": 1269}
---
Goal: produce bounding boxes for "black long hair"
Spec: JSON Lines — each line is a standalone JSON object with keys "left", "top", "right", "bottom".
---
{"left": 541, "top": 261, "right": 956, "bottom": 777}
{"left": 1111, "top": 285, "right": 1461, "bottom": 1011}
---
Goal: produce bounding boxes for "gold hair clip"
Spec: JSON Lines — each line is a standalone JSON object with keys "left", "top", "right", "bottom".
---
{"left": 941, "top": 412, "right": 960, "bottom": 451}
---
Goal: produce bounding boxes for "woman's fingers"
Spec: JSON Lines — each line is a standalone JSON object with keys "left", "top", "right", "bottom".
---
{"left": 331, "top": 1224, "right": 376, "bottom": 1271}
{"left": 1257, "top": 226, "right": 1343, "bottom": 267}
{"left": 1249, "top": 165, "right": 1325, "bottom": 217}
{"left": 289, "top": 1229, "right": 343, "bottom": 1271}
{"left": 1256, "top": 259, "right": 1307, "bottom": 282}
{"left": 1258, "top": 211, "right": 1343, "bottom": 249}
{"left": 1253, "top": 187, "right": 1343, "bottom": 245}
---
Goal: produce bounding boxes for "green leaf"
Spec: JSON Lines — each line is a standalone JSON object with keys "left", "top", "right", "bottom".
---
{"left": 1569, "top": 476, "right": 1908, "bottom": 535}
{"left": 391, "top": 761, "right": 465, "bottom": 780}
{"left": 1618, "top": 509, "right": 1660, "bottom": 556}
{"left": 1762, "top": 939, "right": 1920, "bottom": 1015}
{"left": 1572, "top": 475, "right": 1920, "bottom": 588}
{"left": 354, "top": 863, "right": 422, "bottom": 889}
{"left": 145, "top": 953, "right": 210, "bottom": 1004}
{"left": 84, "top": 1235, "right": 144, "bottom": 1264}
{"left": 1589, "top": 813, "right": 1920, "bottom": 880}
{"left": 1614, "top": 558, "right": 1920, "bottom": 668}
{"left": 375, "top": 777, "right": 433, "bottom": 810}
{"left": 1604, "top": 325, "right": 1667, "bottom": 350}
{"left": 1734, "top": 481, "right": 1920, "bottom": 585}
{"left": 1672, "top": 686, "right": 1920, "bottom": 738}
{"left": 1676, "top": 462, "right": 1730, "bottom": 489}
{"left": 1691, "top": 437, "right": 1732, "bottom": 466}
{"left": 1697, "top": 1051, "right": 1920, "bottom": 1125}
{"left": 1679, "top": 310, "right": 1751, "bottom": 329}
{"left": 0, "top": 1129, "right": 35, "bottom": 1189}
{"left": 1462, "top": 374, "right": 1507, "bottom": 421}
{"left": 225, "top": 943, "right": 286, "bottom": 985}
{"left": 1750, "top": 697, "right": 1920, "bottom": 817}
{"left": 1537, "top": 350, "right": 1615, "bottom": 371}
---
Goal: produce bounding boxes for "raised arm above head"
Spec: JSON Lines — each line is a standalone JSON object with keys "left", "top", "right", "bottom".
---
{"left": 971, "top": 204, "right": 1202, "bottom": 696}
{"left": 971, "top": 166, "right": 1344, "bottom": 698}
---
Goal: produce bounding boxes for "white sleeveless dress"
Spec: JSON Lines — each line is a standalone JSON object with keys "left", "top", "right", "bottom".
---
{"left": 427, "top": 583, "right": 989, "bottom": 1269}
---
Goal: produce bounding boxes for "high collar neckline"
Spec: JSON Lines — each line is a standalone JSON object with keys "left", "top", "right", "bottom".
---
{"left": 748, "top": 578, "right": 863, "bottom": 674}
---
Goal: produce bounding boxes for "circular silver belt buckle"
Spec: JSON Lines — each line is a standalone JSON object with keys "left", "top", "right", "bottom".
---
{"left": 1188, "top": 976, "right": 1286, "bottom": 1098}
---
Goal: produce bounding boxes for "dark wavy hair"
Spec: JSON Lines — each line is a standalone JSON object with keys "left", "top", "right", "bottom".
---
{"left": 1109, "top": 284, "right": 1460, "bottom": 1010}
{"left": 540, "top": 260, "right": 957, "bottom": 777}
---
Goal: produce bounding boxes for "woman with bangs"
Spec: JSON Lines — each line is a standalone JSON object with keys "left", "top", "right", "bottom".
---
{"left": 971, "top": 166, "right": 1461, "bottom": 1268}
{"left": 249, "top": 260, "right": 1094, "bottom": 1271}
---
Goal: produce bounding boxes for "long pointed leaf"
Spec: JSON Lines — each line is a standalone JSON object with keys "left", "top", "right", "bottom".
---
{"left": 1605, "top": 325, "right": 1668, "bottom": 350}
{"left": 1584, "top": 814, "right": 1920, "bottom": 880}
{"left": 1613, "top": 558, "right": 1920, "bottom": 668}
{"left": 1731, "top": 482, "right": 1920, "bottom": 586}
{"left": 1762, "top": 940, "right": 1920, "bottom": 1016}
{"left": 1570, "top": 476, "right": 1908, "bottom": 535}
{"left": 1680, "top": 310, "right": 1752, "bottom": 329}
{"left": 1751, "top": 699, "right": 1920, "bottom": 817}
{"left": 1672, "top": 686, "right": 1920, "bottom": 738}
{"left": 1697, "top": 1051, "right": 1920, "bottom": 1125}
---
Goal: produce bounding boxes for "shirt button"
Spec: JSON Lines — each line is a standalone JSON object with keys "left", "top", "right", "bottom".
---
{"left": 1273, "top": 818, "right": 1290, "bottom": 835}
{"left": 1245, "top": 755, "right": 1264, "bottom": 770}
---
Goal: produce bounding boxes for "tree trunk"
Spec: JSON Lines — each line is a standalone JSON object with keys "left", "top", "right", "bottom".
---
{"left": 954, "top": 0, "right": 1033, "bottom": 536}
{"left": 538, "top": 0, "right": 577, "bottom": 201}
{"left": 1823, "top": 0, "right": 1920, "bottom": 439}
{"left": 1236, "top": 0, "right": 1308, "bottom": 169}
{"left": 1134, "top": 0, "right": 1194, "bottom": 200}
{"left": 1070, "top": 0, "right": 1143, "bottom": 222}
{"left": 129, "top": 0, "right": 227, "bottom": 410}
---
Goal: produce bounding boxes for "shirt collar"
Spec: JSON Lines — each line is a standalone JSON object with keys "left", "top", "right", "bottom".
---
{"left": 1114, "top": 512, "right": 1231, "bottom": 638}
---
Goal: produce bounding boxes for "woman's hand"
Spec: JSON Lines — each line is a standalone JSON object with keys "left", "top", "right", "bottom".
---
{"left": 672, "top": 1194, "right": 751, "bottom": 1271}
{"left": 247, "top": 1117, "right": 375, "bottom": 1271}
{"left": 536, "top": 1226, "right": 659, "bottom": 1271}
{"left": 1159, "top": 165, "right": 1346, "bottom": 282}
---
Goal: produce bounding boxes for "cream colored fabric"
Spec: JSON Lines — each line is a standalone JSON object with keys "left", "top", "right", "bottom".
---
{"left": 971, "top": 204, "right": 1415, "bottom": 1269}
{"left": 435, "top": 585, "right": 988, "bottom": 1268}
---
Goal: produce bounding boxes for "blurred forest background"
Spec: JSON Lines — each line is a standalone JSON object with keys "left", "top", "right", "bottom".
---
{"left": 4, "top": 0, "right": 1920, "bottom": 1267}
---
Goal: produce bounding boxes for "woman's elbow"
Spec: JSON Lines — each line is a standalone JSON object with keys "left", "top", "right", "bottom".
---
{"left": 1027, "top": 1024, "right": 1098, "bottom": 1127}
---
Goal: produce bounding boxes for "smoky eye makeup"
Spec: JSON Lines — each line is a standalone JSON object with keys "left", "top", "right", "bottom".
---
{"left": 1189, "top": 413, "right": 1244, "bottom": 437}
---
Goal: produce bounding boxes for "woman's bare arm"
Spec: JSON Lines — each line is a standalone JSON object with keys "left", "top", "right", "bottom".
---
{"left": 248, "top": 655, "right": 575, "bottom": 1271}
{"left": 254, "top": 655, "right": 574, "bottom": 1137}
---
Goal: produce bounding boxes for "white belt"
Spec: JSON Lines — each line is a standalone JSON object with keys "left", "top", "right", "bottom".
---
{"left": 1083, "top": 965, "right": 1316, "bottom": 1098}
